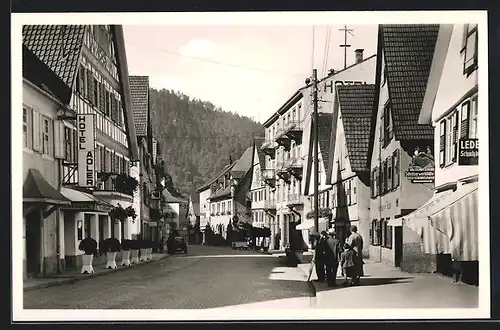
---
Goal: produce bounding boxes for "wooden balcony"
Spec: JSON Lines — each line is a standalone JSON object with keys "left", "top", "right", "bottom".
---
{"left": 283, "top": 120, "right": 303, "bottom": 144}
{"left": 276, "top": 161, "right": 291, "bottom": 183}
{"left": 262, "top": 169, "right": 276, "bottom": 188}
{"left": 286, "top": 193, "right": 304, "bottom": 207}
{"left": 285, "top": 157, "right": 304, "bottom": 180}
{"left": 274, "top": 127, "right": 291, "bottom": 151}
{"left": 260, "top": 139, "right": 278, "bottom": 159}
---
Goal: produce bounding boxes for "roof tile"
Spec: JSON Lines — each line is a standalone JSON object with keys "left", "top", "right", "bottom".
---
{"left": 22, "top": 25, "right": 86, "bottom": 90}
{"left": 381, "top": 24, "right": 438, "bottom": 140}
{"left": 129, "top": 76, "right": 150, "bottom": 137}
{"left": 337, "top": 84, "right": 376, "bottom": 172}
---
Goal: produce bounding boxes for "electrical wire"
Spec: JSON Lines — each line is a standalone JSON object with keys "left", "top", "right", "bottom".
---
{"left": 126, "top": 41, "right": 305, "bottom": 78}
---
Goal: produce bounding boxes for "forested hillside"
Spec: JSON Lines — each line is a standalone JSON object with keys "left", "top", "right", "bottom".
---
{"left": 149, "top": 88, "right": 264, "bottom": 195}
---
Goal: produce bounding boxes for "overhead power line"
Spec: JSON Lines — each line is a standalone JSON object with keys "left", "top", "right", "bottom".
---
{"left": 126, "top": 41, "right": 305, "bottom": 77}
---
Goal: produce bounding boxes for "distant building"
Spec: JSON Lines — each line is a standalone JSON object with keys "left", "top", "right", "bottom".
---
{"left": 196, "top": 148, "right": 254, "bottom": 245}
{"left": 129, "top": 76, "right": 158, "bottom": 240}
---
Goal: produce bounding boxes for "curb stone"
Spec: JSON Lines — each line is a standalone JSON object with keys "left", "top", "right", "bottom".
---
{"left": 23, "top": 254, "right": 170, "bottom": 292}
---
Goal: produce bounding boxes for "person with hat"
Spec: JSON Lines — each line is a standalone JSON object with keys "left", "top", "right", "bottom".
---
{"left": 346, "top": 225, "right": 364, "bottom": 285}
{"left": 313, "top": 231, "right": 328, "bottom": 282}
{"left": 324, "top": 228, "right": 342, "bottom": 287}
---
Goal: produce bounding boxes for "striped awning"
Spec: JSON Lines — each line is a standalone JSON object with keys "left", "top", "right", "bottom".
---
{"left": 412, "top": 181, "right": 479, "bottom": 261}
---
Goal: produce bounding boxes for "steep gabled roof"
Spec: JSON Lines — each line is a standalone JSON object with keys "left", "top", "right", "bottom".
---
{"left": 317, "top": 113, "right": 333, "bottom": 174}
{"left": 162, "top": 188, "right": 186, "bottom": 203}
{"left": 381, "top": 24, "right": 438, "bottom": 140}
{"left": 196, "top": 163, "right": 236, "bottom": 192}
{"left": 231, "top": 146, "right": 253, "bottom": 179}
{"left": 22, "top": 44, "right": 72, "bottom": 105}
{"left": 22, "top": 25, "right": 86, "bottom": 103}
{"left": 337, "top": 84, "right": 376, "bottom": 172}
{"left": 129, "top": 76, "right": 149, "bottom": 137}
{"left": 253, "top": 137, "right": 266, "bottom": 169}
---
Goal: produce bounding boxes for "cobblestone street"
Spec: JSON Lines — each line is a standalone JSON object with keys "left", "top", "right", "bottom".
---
{"left": 23, "top": 245, "right": 313, "bottom": 309}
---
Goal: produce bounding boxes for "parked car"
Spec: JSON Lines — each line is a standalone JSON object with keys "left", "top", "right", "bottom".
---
{"left": 167, "top": 235, "right": 188, "bottom": 254}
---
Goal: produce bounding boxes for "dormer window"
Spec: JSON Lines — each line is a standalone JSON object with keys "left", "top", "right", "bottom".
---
{"left": 463, "top": 24, "right": 478, "bottom": 76}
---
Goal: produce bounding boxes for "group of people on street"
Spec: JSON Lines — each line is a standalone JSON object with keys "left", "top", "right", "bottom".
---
{"left": 313, "top": 225, "right": 364, "bottom": 287}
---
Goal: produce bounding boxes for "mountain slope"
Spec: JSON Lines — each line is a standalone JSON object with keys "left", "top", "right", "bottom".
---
{"left": 150, "top": 88, "right": 264, "bottom": 195}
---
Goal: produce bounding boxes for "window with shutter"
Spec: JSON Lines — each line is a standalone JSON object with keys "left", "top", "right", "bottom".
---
{"left": 54, "top": 121, "right": 64, "bottom": 159}
{"left": 86, "top": 69, "right": 94, "bottom": 103}
{"left": 393, "top": 150, "right": 400, "bottom": 188}
{"left": 439, "top": 120, "right": 446, "bottom": 167}
{"left": 452, "top": 110, "right": 459, "bottom": 162}
{"left": 32, "top": 111, "right": 41, "bottom": 152}
{"left": 99, "top": 82, "right": 105, "bottom": 113}
{"left": 374, "top": 167, "right": 379, "bottom": 197}
{"left": 64, "top": 127, "right": 71, "bottom": 161}
{"left": 470, "top": 96, "right": 478, "bottom": 138}
{"left": 461, "top": 101, "right": 470, "bottom": 139}
{"left": 370, "top": 169, "right": 374, "bottom": 198}
{"left": 111, "top": 95, "right": 118, "bottom": 122}
{"left": 105, "top": 90, "right": 111, "bottom": 116}
{"left": 78, "top": 67, "right": 85, "bottom": 95}
{"left": 463, "top": 24, "right": 478, "bottom": 76}
{"left": 381, "top": 160, "right": 386, "bottom": 194}
{"left": 387, "top": 155, "right": 393, "bottom": 191}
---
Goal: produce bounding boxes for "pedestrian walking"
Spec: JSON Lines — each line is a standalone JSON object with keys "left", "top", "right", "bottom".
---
{"left": 340, "top": 242, "right": 356, "bottom": 286}
{"left": 313, "top": 231, "right": 327, "bottom": 282}
{"left": 346, "top": 225, "right": 364, "bottom": 285}
{"left": 325, "top": 228, "right": 342, "bottom": 287}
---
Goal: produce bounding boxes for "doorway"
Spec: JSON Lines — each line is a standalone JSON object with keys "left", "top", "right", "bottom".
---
{"left": 25, "top": 209, "right": 41, "bottom": 276}
{"left": 394, "top": 226, "right": 403, "bottom": 267}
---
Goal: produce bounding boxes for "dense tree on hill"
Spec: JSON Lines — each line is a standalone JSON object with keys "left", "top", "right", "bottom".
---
{"left": 150, "top": 88, "right": 264, "bottom": 195}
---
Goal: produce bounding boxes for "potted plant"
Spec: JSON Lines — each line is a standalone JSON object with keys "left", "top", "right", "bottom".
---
{"left": 139, "top": 239, "right": 148, "bottom": 262}
{"left": 146, "top": 239, "right": 153, "bottom": 260}
{"left": 101, "top": 237, "right": 121, "bottom": 269}
{"left": 130, "top": 239, "right": 140, "bottom": 264}
{"left": 78, "top": 237, "right": 97, "bottom": 274}
{"left": 121, "top": 239, "right": 132, "bottom": 266}
{"left": 114, "top": 173, "right": 139, "bottom": 196}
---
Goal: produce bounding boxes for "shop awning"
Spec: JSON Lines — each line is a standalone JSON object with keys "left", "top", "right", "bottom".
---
{"left": 402, "top": 189, "right": 455, "bottom": 234}
{"left": 296, "top": 218, "right": 328, "bottom": 230}
{"left": 23, "top": 169, "right": 71, "bottom": 205}
{"left": 404, "top": 181, "right": 478, "bottom": 261}
{"left": 60, "top": 187, "right": 113, "bottom": 212}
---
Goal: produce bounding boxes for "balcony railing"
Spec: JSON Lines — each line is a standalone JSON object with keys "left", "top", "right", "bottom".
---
{"left": 284, "top": 120, "right": 303, "bottom": 134}
{"left": 264, "top": 199, "right": 277, "bottom": 210}
{"left": 286, "top": 193, "right": 304, "bottom": 206}
{"left": 286, "top": 157, "right": 304, "bottom": 170}
{"left": 261, "top": 139, "right": 278, "bottom": 150}
{"left": 262, "top": 169, "right": 276, "bottom": 181}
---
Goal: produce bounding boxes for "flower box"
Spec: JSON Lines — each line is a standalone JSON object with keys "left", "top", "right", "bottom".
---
{"left": 81, "top": 254, "right": 94, "bottom": 274}
{"left": 140, "top": 248, "right": 148, "bottom": 262}
{"left": 121, "top": 250, "right": 131, "bottom": 266}
{"left": 106, "top": 251, "right": 118, "bottom": 269}
{"left": 130, "top": 249, "right": 139, "bottom": 264}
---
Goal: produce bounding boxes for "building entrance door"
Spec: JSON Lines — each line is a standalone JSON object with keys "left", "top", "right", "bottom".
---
{"left": 394, "top": 226, "right": 403, "bottom": 267}
{"left": 25, "top": 209, "right": 41, "bottom": 276}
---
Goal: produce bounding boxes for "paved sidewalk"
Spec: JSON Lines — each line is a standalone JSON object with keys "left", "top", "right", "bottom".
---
{"left": 23, "top": 253, "right": 169, "bottom": 292}
{"left": 298, "top": 260, "right": 479, "bottom": 309}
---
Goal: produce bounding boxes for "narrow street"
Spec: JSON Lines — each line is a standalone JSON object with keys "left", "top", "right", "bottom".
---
{"left": 23, "top": 246, "right": 313, "bottom": 309}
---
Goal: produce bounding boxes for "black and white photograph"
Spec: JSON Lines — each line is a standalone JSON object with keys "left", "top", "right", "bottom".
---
{"left": 12, "top": 11, "right": 489, "bottom": 321}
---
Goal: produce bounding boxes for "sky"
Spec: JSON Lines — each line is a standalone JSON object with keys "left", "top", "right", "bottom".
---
{"left": 123, "top": 24, "right": 378, "bottom": 123}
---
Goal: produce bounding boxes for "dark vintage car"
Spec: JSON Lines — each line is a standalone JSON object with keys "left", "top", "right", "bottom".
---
{"left": 167, "top": 236, "right": 188, "bottom": 254}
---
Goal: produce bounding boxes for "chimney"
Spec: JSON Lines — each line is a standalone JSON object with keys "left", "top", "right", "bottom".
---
{"left": 327, "top": 69, "right": 335, "bottom": 76}
{"left": 355, "top": 49, "right": 364, "bottom": 63}
{"left": 229, "top": 155, "right": 233, "bottom": 165}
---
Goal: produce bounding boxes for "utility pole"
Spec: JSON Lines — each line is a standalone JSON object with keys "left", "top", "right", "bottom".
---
{"left": 312, "top": 69, "right": 320, "bottom": 234}
{"left": 339, "top": 25, "right": 354, "bottom": 69}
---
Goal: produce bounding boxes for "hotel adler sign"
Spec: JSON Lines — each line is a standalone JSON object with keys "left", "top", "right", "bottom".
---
{"left": 77, "top": 114, "right": 96, "bottom": 187}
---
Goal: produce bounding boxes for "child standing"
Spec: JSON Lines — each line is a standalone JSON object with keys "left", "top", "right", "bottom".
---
{"left": 340, "top": 243, "right": 356, "bottom": 286}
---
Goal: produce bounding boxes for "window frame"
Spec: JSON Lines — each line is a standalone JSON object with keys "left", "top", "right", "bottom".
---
{"left": 463, "top": 24, "right": 478, "bottom": 76}
{"left": 23, "top": 106, "right": 32, "bottom": 149}
{"left": 470, "top": 95, "right": 478, "bottom": 138}
{"left": 41, "top": 115, "right": 53, "bottom": 156}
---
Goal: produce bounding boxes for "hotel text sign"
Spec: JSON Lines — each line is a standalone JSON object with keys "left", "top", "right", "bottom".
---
{"left": 77, "top": 114, "right": 96, "bottom": 187}
{"left": 458, "top": 138, "right": 478, "bottom": 166}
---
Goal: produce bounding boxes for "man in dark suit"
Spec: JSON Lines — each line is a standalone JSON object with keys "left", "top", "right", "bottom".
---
{"left": 325, "top": 228, "right": 342, "bottom": 287}
{"left": 313, "top": 231, "right": 328, "bottom": 282}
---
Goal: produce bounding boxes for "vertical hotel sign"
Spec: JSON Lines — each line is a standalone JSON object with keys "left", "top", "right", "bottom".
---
{"left": 78, "top": 114, "right": 96, "bottom": 187}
